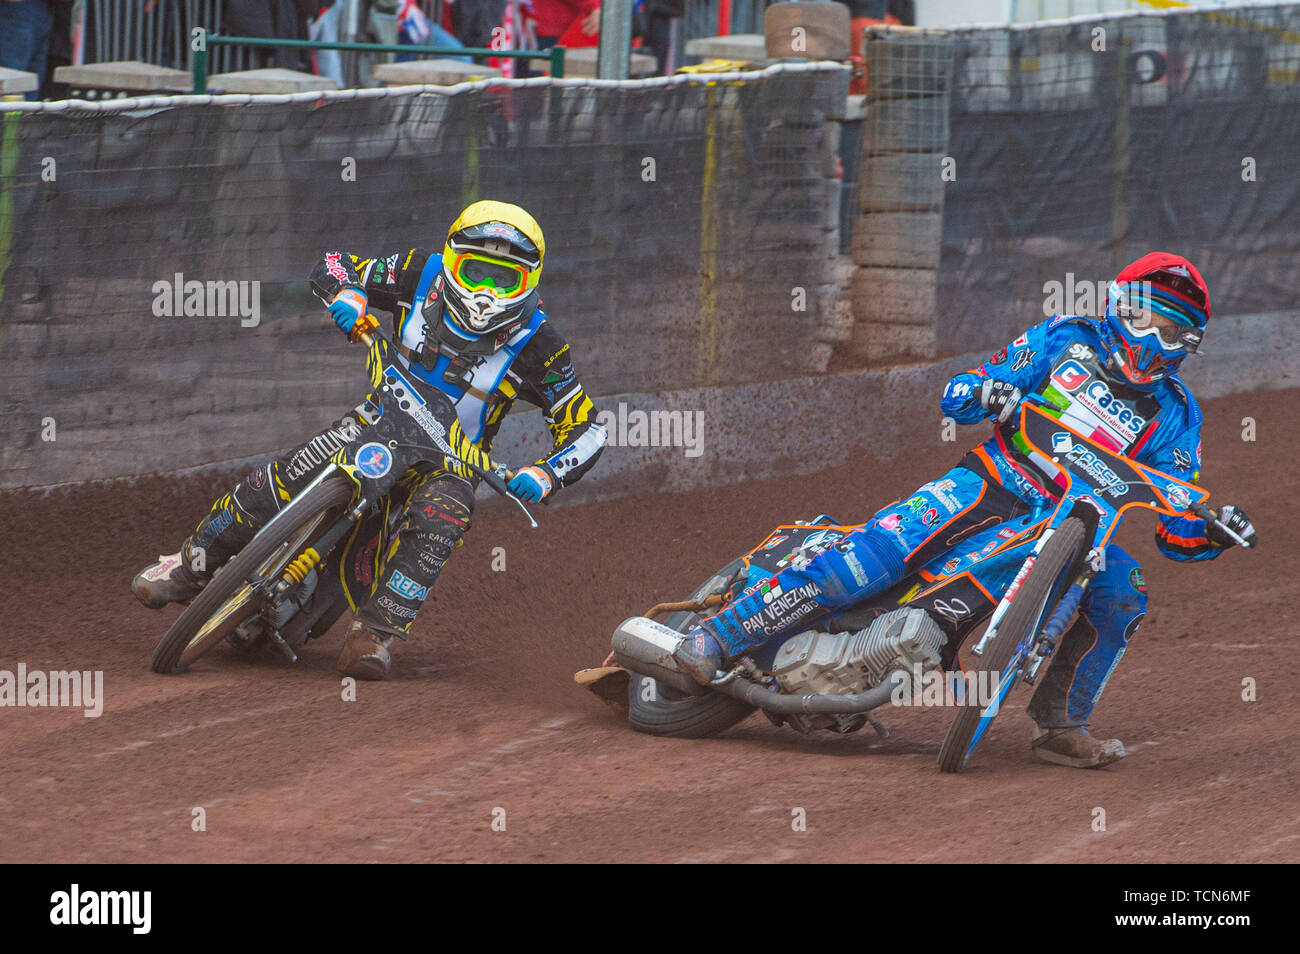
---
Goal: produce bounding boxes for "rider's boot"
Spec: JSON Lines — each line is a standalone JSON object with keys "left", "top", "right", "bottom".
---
{"left": 133, "top": 482, "right": 269, "bottom": 609}
{"left": 1026, "top": 616, "right": 1129, "bottom": 768}
{"left": 132, "top": 543, "right": 208, "bottom": 609}
{"left": 672, "top": 628, "right": 725, "bottom": 685}
{"left": 1031, "top": 726, "right": 1126, "bottom": 768}
{"left": 337, "top": 620, "right": 394, "bottom": 681}
{"left": 1026, "top": 555, "right": 1146, "bottom": 768}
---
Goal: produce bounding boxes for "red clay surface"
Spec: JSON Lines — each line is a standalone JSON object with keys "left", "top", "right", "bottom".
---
{"left": 1, "top": 387, "right": 1297, "bottom": 863}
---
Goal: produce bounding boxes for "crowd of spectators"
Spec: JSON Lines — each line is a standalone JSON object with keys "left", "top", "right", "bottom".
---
{"left": 1, "top": 0, "right": 696, "bottom": 99}
{"left": 0, "top": 0, "right": 913, "bottom": 100}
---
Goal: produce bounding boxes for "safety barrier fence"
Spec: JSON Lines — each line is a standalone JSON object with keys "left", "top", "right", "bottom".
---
{"left": 0, "top": 63, "right": 848, "bottom": 487}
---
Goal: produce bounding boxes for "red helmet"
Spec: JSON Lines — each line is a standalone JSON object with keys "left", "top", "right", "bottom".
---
{"left": 1103, "top": 252, "right": 1211, "bottom": 385}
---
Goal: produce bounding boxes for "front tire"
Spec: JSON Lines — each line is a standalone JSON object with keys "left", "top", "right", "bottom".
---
{"left": 626, "top": 558, "right": 755, "bottom": 738}
{"left": 936, "top": 517, "right": 1086, "bottom": 774}
{"left": 150, "top": 475, "right": 354, "bottom": 674}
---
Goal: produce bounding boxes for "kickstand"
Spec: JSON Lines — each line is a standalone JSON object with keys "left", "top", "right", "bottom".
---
{"left": 867, "top": 713, "right": 889, "bottom": 738}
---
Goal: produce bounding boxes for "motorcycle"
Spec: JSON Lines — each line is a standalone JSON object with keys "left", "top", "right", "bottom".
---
{"left": 149, "top": 315, "right": 538, "bottom": 674}
{"left": 576, "top": 392, "right": 1253, "bottom": 773}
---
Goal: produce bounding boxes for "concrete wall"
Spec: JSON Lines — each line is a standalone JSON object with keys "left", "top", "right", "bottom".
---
{"left": 22, "top": 309, "right": 1284, "bottom": 513}
{"left": 495, "top": 309, "right": 1296, "bottom": 507}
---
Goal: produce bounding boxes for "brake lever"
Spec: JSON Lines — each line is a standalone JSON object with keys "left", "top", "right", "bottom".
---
{"left": 1188, "top": 501, "right": 1252, "bottom": 549}
{"left": 462, "top": 460, "right": 539, "bottom": 529}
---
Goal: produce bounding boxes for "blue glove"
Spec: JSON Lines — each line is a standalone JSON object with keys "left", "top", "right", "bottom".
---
{"left": 508, "top": 466, "right": 554, "bottom": 502}
{"left": 328, "top": 287, "right": 367, "bottom": 334}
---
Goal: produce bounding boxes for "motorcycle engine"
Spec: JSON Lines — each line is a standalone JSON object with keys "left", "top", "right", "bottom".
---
{"left": 231, "top": 568, "right": 320, "bottom": 650}
{"left": 769, "top": 607, "right": 947, "bottom": 733}
{"left": 269, "top": 568, "right": 318, "bottom": 629}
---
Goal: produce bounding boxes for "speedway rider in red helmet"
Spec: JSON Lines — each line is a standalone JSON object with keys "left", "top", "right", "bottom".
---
{"left": 683, "top": 252, "right": 1257, "bottom": 768}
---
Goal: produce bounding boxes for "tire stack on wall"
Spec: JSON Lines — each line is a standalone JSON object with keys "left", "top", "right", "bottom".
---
{"left": 847, "top": 27, "right": 953, "bottom": 364}
{"left": 762, "top": 2, "right": 853, "bottom": 373}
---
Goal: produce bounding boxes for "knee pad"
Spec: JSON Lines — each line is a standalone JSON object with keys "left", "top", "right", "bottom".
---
{"left": 817, "top": 528, "right": 906, "bottom": 603}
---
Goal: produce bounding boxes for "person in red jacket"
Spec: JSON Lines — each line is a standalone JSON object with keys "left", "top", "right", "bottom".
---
{"left": 533, "top": 0, "right": 600, "bottom": 48}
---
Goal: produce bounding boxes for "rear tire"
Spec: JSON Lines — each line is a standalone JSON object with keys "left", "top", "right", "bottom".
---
{"left": 150, "top": 475, "right": 354, "bottom": 674}
{"left": 627, "top": 558, "right": 755, "bottom": 739}
{"left": 936, "top": 517, "right": 1086, "bottom": 774}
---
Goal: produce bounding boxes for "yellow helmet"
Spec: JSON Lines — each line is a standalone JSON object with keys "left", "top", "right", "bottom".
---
{"left": 439, "top": 200, "right": 545, "bottom": 341}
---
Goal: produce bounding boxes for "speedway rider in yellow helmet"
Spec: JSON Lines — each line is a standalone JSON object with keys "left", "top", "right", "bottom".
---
{"left": 132, "top": 201, "right": 607, "bottom": 680}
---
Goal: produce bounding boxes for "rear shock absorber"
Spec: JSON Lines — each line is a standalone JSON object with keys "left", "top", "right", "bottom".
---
{"left": 283, "top": 548, "right": 321, "bottom": 585}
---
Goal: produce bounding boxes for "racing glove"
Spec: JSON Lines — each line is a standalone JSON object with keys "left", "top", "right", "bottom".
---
{"left": 328, "top": 287, "right": 368, "bottom": 335}
{"left": 508, "top": 466, "right": 554, "bottom": 503}
{"left": 980, "top": 379, "right": 1023, "bottom": 424}
{"left": 1205, "top": 505, "right": 1258, "bottom": 549}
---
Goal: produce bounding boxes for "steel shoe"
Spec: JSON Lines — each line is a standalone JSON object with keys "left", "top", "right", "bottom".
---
{"left": 337, "top": 621, "right": 394, "bottom": 681}
{"left": 1032, "top": 725, "right": 1126, "bottom": 768}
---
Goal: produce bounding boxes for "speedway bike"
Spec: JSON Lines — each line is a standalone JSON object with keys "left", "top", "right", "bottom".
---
{"left": 577, "top": 392, "right": 1252, "bottom": 772}
{"left": 149, "top": 315, "right": 536, "bottom": 674}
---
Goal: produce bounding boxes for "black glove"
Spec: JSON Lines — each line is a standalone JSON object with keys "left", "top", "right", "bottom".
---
{"left": 1205, "top": 505, "right": 1258, "bottom": 549}
{"left": 980, "top": 379, "right": 1023, "bottom": 424}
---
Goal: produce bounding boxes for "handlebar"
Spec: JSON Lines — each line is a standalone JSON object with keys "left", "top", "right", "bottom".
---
{"left": 349, "top": 312, "right": 381, "bottom": 348}
{"left": 1021, "top": 392, "right": 1251, "bottom": 549}
{"left": 1189, "top": 500, "right": 1252, "bottom": 549}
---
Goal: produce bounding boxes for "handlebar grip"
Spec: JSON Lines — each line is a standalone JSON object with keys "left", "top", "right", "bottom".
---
{"left": 349, "top": 312, "right": 380, "bottom": 345}
{"left": 480, "top": 466, "right": 513, "bottom": 498}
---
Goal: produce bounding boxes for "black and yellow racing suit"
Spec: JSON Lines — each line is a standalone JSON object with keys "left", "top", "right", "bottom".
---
{"left": 179, "top": 247, "right": 606, "bottom": 638}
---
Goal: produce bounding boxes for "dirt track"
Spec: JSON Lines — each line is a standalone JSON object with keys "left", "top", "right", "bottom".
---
{"left": 1, "top": 386, "right": 1297, "bottom": 863}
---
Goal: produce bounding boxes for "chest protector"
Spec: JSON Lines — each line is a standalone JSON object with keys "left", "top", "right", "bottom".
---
{"left": 395, "top": 255, "right": 544, "bottom": 444}
{"left": 1036, "top": 340, "right": 1161, "bottom": 453}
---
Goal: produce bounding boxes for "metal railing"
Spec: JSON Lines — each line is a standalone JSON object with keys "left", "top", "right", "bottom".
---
{"left": 676, "top": 0, "right": 774, "bottom": 68}
{"left": 82, "top": 0, "right": 772, "bottom": 88}
{"left": 192, "top": 33, "right": 566, "bottom": 92}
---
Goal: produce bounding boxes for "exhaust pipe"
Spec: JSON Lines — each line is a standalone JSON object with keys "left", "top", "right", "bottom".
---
{"left": 610, "top": 616, "right": 709, "bottom": 696}
{"left": 709, "top": 671, "right": 903, "bottom": 715}
{"left": 612, "top": 616, "right": 911, "bottom": 714}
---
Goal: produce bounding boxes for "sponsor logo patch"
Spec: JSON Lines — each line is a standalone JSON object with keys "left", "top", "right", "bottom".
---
{"left": 843, "top": 551, "right": 871, "bottom": 587}
{"left": 325, "top": 251, "right": 349, "bottom": 284}
{"left": 386, "top": 570, "right": 430, "bottom": 602}
{"left": 1163, "top": 482, "right": 1191, "bottom": 508}
{"left": 1063, "top": 444, "right": 1128, "bottom": 497}
{"left": 1051, "top": 359, "right": 1090, "bottom": 392}
{"left": 355, "top": 442, "right": 393, "bottom": 479}
{"left": 1011, "top": 348, "right": 1036, "bottom": 372}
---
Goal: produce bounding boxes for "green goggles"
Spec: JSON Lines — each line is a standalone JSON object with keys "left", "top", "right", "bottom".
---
{"left": 450, "top": 251, "right": 530, "bottom": 298}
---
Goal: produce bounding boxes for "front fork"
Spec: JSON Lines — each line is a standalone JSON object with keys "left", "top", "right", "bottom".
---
{"left": 970, "top": 528, "right": 1100, "bottom": 685}
{"left": 1020, "top": 549, "right": 1101, "bottom": 685}
{"left": 259, "top": 465, "right": 371, "bottom": 659}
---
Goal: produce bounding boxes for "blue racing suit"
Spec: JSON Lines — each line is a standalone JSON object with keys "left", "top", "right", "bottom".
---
{"left": 694, "top": 314, "right": 1227, "bottom": 728}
